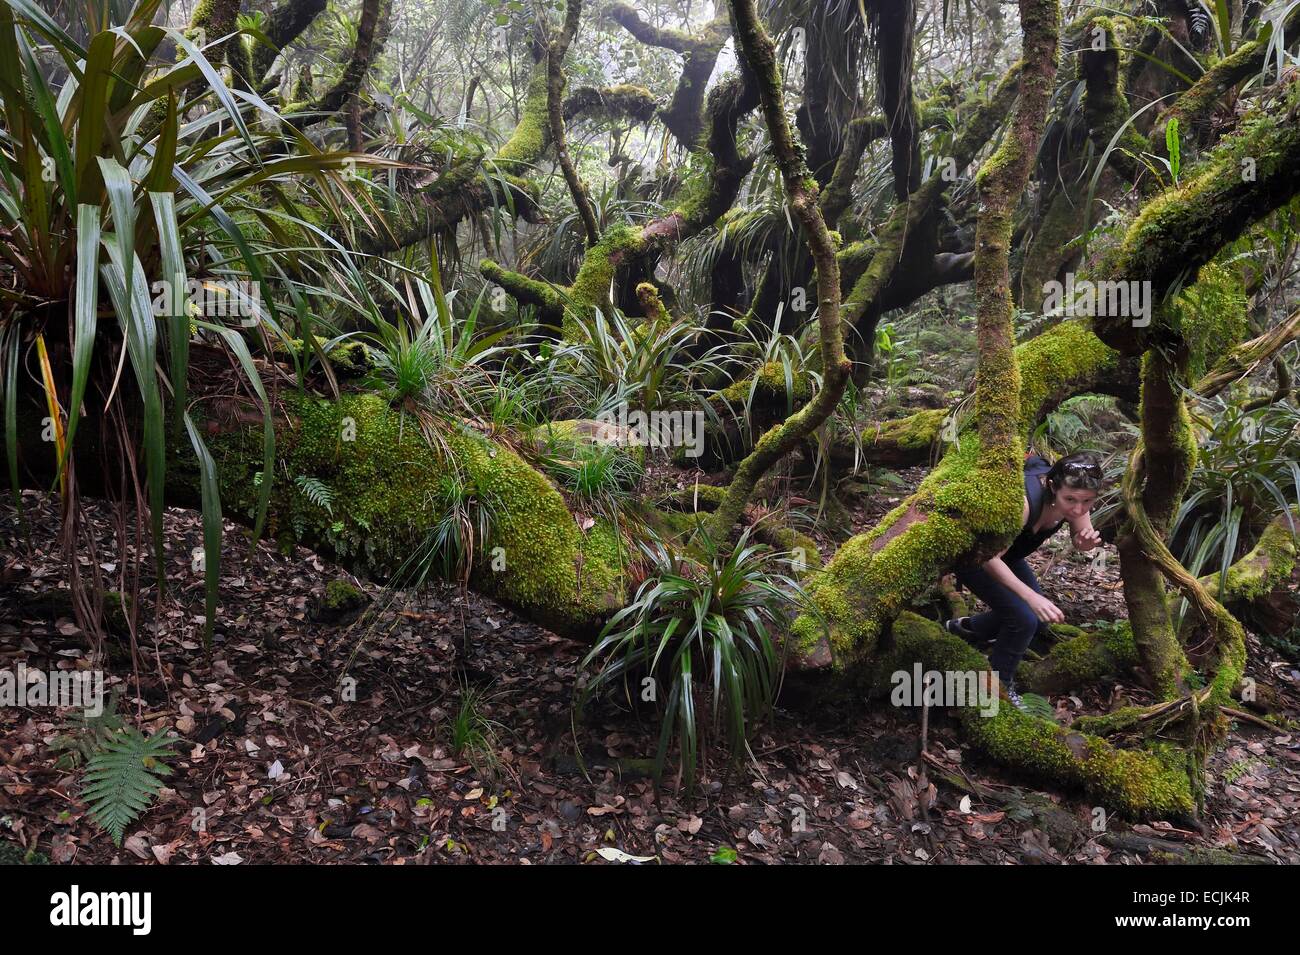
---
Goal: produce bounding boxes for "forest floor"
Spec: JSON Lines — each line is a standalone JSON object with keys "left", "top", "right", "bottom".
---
{"left": 2, "top": 489, "right": 1299, "bottom": 865}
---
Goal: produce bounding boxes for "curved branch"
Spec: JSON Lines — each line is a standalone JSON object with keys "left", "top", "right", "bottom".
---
{"left": 603, "top": 3, "right": 731, "bottom": 147}
{"left": 303, "top": 0, "right": 393, "bottom": 117}
{"left": 703, "top": 0, "right": 849, "bottom": 542}
{"left": 546, "top": 0, "right": 600, "bottom": 246}
{"left": 1194, "top": 305, "right": 1300, "bottom": 398}
{"left": 252, "top": 0, "right": 329, "bottom": 91}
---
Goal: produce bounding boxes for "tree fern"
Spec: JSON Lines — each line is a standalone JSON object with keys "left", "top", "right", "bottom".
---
{"left": 81, "top": 728, "right": 175, "bottom": 846}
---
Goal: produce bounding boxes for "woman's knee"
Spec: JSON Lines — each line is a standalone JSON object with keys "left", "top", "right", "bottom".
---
{"left": 1005, "top": 602, "right": 1039, "bottom": 635}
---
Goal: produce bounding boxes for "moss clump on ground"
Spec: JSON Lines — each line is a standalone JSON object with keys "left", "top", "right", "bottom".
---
{"left": 1020, "top": 621, "right": 1139, "bottom": 694}
{"left": 325, "top": 579, "right": 365, "bottom": 609}
{"left": 0, "top": 841, "right": 47, "bottom": 865}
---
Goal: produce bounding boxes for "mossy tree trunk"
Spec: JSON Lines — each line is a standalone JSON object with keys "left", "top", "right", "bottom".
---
{"left": 1116, "top": 348, "right": 1195, "bottom": 698}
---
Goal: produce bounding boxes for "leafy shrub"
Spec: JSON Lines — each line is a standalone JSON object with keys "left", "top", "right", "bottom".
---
{"left": 578, "top": 528, "right": 812, "bottom": 791}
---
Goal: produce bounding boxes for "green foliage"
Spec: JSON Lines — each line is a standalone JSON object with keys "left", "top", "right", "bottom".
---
{"left": 536, "top": 435, "right": 644, "bottom": 522}
{"left": 1017, "top": 691, "right": 1055, "bottom": 721}
{"left": 1174, "top": 396, "right": 1300, "bottom": 596}
{"left": 81, "top": 727, "right": 176, "bottom": 846}
{"left": 393, "top": 471, "right": 499, "bottom": 589}
{"left": 578, "top": 528, "right": 809, "bottom": 792}
{"left": 565, "top": 303, "right": 730, "bottom": 417}
{"left": 0, "top": 0, "right": 379, "bottom": 641}
{"left": 294, "top": 475, "right": 335, "bottom": 516}
{"left": 51, "top": 687, "right": 126, "bottom": 770}
{"left": 1165, "top": 117, "right": 1181, "bottom": 183}
{"left": 358, "top": 259, "right": 505, "bottom": 438}
{"left": 448, "top": 679, "right": 503, "bottom": 774}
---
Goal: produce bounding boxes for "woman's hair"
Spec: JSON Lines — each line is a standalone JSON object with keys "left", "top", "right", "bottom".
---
{"left": 1045, "top": 451, "right": 1104, "bottom": 496}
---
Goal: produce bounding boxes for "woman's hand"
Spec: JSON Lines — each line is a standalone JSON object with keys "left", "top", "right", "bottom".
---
{"left": 1072, "top": 527, "right": 1102, "bottom": 552}
{"left": 1026, "top": 592, "right": 1065, "bottom": 624}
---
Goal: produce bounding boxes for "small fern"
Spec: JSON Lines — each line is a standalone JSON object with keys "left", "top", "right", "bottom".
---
{"left": 295, "top": 474, "right": 334, "bottom": 515}
{"left": 82, "top": 728, "right": 175, "bottom": 846}
{"left": 1017, "top": 692, "right": 1055, "bottom": 721}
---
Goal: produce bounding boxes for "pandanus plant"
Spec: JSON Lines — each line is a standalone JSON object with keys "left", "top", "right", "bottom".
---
{"left": 0, "top": 0, "right": 391, "bottom": 645}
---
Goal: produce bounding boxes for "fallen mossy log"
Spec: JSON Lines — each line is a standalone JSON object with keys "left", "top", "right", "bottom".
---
{"left": 8, "top": 386, "right": 628, "bottom": 637}
{"left": 868, "top": 613, "right": 1197, "bottom": 820}
{"left": 186, "top": 393, "right": 630, "bottom": 635}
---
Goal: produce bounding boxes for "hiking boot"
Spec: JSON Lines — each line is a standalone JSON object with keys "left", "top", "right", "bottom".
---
{"left": 944, "top": 617, "right": 977, "bottom": 640}
{"left": 999, "top": 680, "right": 1032, "bottom": 715}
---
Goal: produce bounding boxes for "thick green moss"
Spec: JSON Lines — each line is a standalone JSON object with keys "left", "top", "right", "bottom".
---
{"left": 861, "top": 408, "right": 947, "bottom": 461}
{"left": 191, "top": 393, "right": 625, "bottom": 633}
{"left": 324, "top": 579, "right": 365, "bottom": 609}
{"left": 1020, "top": 621, "right": 1139, "bottom": 694}
{"left": 792, "top": 432, "right": 1024, "bottom": 665}
{"left": 1016, "top": 320, "right": 1117, "bottom": 431}
{"left": 1205, "top": 516, "right": 1298, "bottom": 603}
{"left": 497, "top": 66, "right": 551, "bottom": 172}
{"left": 569, "top": 224, "right": 645, "bottom": 307}
{"left": 567, "top": 84, "right": 658, "bottom": 124}
{"left": 671, "top": 150, "right": 719, "bottom": 230}
{"left": 719, "top": 361, "right": 813, "bottom": 406}
{"left": 1174, "top": 262, "right": 1248, "bottom": 381}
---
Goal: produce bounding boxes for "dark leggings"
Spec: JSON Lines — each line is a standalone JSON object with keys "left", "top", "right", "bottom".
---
{"left": 953, "top": 557, "right": 1046, "bottom": 685}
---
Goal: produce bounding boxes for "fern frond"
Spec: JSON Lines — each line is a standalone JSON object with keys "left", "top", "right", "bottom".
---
{"left": 82, "top": 729, "right": 175, "bottom": 846}
{"left": 295, "top": 475, "right": 335, "bottom": 515}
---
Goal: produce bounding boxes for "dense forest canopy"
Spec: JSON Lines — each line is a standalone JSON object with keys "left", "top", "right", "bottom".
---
{"left": 2, "top": 0, "right": 1300, "bottom": 855}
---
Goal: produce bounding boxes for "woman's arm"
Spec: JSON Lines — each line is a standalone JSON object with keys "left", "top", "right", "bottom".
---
{"left": 979, "top": 494, "right": 1064, "bottom": 622}
{"left": 1068, "top": 511, "right": 1102, "bottom": 551}
{"left": 983, "top": 555, "right": 1065, "bottom": 622}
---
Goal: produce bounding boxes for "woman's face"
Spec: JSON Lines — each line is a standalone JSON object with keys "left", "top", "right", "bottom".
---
{"left": 1051, "top": 485, "right": 1098, "bottom": 520}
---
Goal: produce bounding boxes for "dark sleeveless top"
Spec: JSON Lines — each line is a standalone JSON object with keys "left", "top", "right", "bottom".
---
{"left": 1003, "top": 454, "right": 1064, "bottom": 561}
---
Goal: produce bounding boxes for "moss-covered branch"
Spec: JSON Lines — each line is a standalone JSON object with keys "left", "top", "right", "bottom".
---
{"left": 482, "top": 73, "right": 759, "bottom": 332}
{"left": 362, "top": 157, "right": 543, "bottom": 255}
{"left": 835, "top": 63, "right": 1023, "bottom": 340}
{"left": 1194, "top": 305, "right": 1300, "bottom": 398}
{"left": 563, "top": 85, "right": 659, "bottom": 124}
{"left": 872, "top": 614, "right": 1195, "bottom": 819}
{"left": 820, "top": 86, "right": 957, "bottom": 229}
{"left": 702, "top": 0, "right": 850, "bottom": 542}
{"left": 251, "top": 0, "right": 329, "bottom": 92}
{"left": 1150, "top": 5, "right": 1300, "bottom": 157}
{"left": 546, "top": 0, "right": 600, "bottom": 247}
{"left": 1094, "top": 103, "right": 1300, "bottom": 355}
{"left": 789, "top": 0, "right": 1060, "bottom": 669}
{"left": 1198, "top": 509, "right": 1299, "bottom": 606}
{"left": 295, "top": 0, "right": 392, "bottom": 118}
{"left": 1117, "top": 349, "right": 1196, "bottom": 698}
{"left": 603, "top": 3, "right": 731, "bottom": 147}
